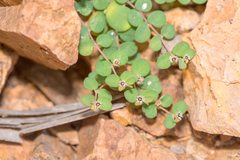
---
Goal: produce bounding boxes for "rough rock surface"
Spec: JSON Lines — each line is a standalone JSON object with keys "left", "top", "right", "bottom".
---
{"left": 182, "top": 0, "right": 240, "bottom": 136}
{"left": 0, "top": 0, "right": 21, "bottom": 6}
{"left": 17, "top": 57, "right": 92, "bottom": 104}
{"left": 77, "top": 115, "right": 178, "bottom": 160}
{"left": 165, "top": 7, "right": 200, "bottom": 34}
{"left": 0, "top": 44, "right": 18, "bottom": 93}
{"left": 0, "top": 69, "right": 53, "bottom": 110}
{"left": 30, "top": 130, "right": 76, "bottom": 160}
{"left": 0, "top": 0, "right": 80, "bottom": 70}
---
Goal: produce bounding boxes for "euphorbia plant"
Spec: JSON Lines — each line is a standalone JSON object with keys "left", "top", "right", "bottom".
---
{"left": 75, "top": 0, "right": 203, "bottom": 129}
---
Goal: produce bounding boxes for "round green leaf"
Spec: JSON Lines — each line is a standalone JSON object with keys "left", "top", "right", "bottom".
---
{"left": 154, "top": 0, "right": 166, "bottom": 4}
{"left": 161, "top": 24, "right": 175, "bottom": 40}
{"left": 149, "top": 35, "right": 162, "bottom": 51}
{"left": 124, "top": 89, "right": 138, "bottom": 103}
{"left": 106, "top": 1, "right": 131, "bottom": 32}
{"left": 184, "top": 49, "right": 195, "bottom": 59}
{"left": 140, "top": 89, "right": 158, "bottom": 103}
{"left": 172, "top": 41, "right": 190, "bottom": 57}
{"left": 179, "top": 58, "right": 187, "bottom": 69}
{"left": 110, "top": 86, "right": 119, "bottom": 91}
{"left": 116, "top": 0, "right": 127, "bottom": 4}
{"left": 98, "top": 97, "right": 112, "bottom": 110}
{"left": 192, "top": 0, "right": 207, "bottom": 4}
{"left": 120, "top": 42, "right": 138, "bottom": 57}
{"left": 147, "top": 81, "right": 162, "bottom": 94}
{"left": 84, "top": 77, "right": 98, "bottom": 91}
{"left": 131, "top": 59, "right": 150, "bottom": 77}
{"left": 135, "top": 0, "right": 152, "bottom": 12}
{"left": 111, "top": 50, "right": 128, "bottom": 65}
{"left": 78, "top": 40, "right": 94, "bottom": 56}
{"left": 79, "top": 27, "right": 90, "bottom": 44}
{"left": 92, "top": 0, "right": 110, "bottom": 10}
{"left": 147, "top": 11, "right": 166, "bottom": 28}
{"left": 74, "top": 0, "right": 93, "bottom": 16}
{"left": 106, "top": 30, "right": 117, "bottom": 46}
{"left": 99, "top": 46, "right": 118, "bottom": 60}
{"left": 160, "top": 95, "right": 173, "bottom": 108}
{"left": 118, "top": 27, "right": 136, "bottom": 42}
{"left": 172, "top": 100, "right": 187, "bottom": 114}
{"left": 157, "top": 52, "right": 171, "bottom": 69}
{"left": 127, "top": 51, "right": 141, "bottom": 64}
{"left": 142, "top": 75, "right": 159, "bottom": 89}
{"left": 135, "top": 22, "right": 151, "bottom": 43}
{"left": 98, "top": 89, "right": 112, "bottom": 101}
{"left": 178, "top": 0, "right": 191, "bottom": 5}
{"left": 95, "top": 61, "right": 112, "bottom": 76}
{"left": 120, "top": 71, "right": 138, "bottom": 85}
{"left": 164, "top": 113, "right": 176, "bottom": 129}
{"left": 142, "top": 103, "right": 148, "bottom": 113}
{"left": 96, "top": 34, "right": 112, "bottom": 48}
{"left": 144, "top": 104, "right": 157, "bottom": 118}
{"left": 128, "top": 9, "right": 143, "bottom": 27}
{"left": 105, "top": 74, "right": 120, "bottom": 87}
{"left": 130, "top": 0, "right": 136, "bottom": 2}
{"left": 81, "top": 95, "right": 95, "bottom": 106}
{"left": 89, "top": 12, "right": 105, "bottom": 33}
{"left": 88, "top": 72, "right": 105, "bottom": 86}
{"left": 166, "top": 0, "right": 175, "bottom": 2}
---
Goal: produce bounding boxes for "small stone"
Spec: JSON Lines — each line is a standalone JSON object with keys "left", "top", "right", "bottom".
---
{"left": 170, "top": 144, "right": 185, "bottom": 155}
{"left": 110, "top": 104, "right": 132, "bottom": 126}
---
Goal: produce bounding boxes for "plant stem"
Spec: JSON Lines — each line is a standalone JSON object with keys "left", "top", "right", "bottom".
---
{"left": 94, "top": 84, "right": 106, "bottom": 100}
{"left": 116, "top": 32, "right": 120, "bottom": 49}
{"left": 126, "top": 1, "right": 171, "bottom": 53}
{"left": 79, "top": 17, "right": 118, "bottom": 75}
{"left": 87, "top": 31, "right": 117, "bottom": 75}
{"left": 158, "top": 106, "right": 171, "bottom": 114}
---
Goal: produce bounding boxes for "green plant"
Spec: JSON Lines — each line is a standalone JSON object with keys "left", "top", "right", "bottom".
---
{"left": 75, "top": 0, "right": 198, "bottom": 129}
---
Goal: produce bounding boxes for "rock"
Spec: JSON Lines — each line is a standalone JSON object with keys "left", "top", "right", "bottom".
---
{"left": 49, "top": 124, "right": 79, "bottom": 145}
{"left": 0, "top": 0, "right": 80, "bottom": 70}
{"left": 17, "top": 57, "right": 92, "bottom": 104}
{"left": 0, "top": 44, "right": 18, "bottom": 93}
{"left": 165, "top": 7, "right": 200, "bottom": 34}
{"left": 182, "top": 0, "right": 240, "bottom": 136}
{"left": 0, "top": 69, "right": 53, "bottom": 110}
{"left": 186, "top": 138, "right": 215, "bottom": 160}
{"left": 110, "top": 104, "right": 132, "bottom": 126}
{"left": 220, "top": 135, "right": 233, "bottom": 143}
{"left": 77, "top": 115, "right": 109, "bottom": 159}
{"left": 0, "top": 142, "right": 27, "bottom": 159}
{"left": 0, "top": 0, "right": 21, "bottom": 6}
{"left": 30, "top": 130, "right": 76, "bottom": 160}
{"left": 77, "top": 115, "right": 178, "bottom": 160}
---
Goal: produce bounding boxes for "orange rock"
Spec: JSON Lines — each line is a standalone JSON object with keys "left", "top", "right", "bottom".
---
{"left": 49, "top": 124, "right": 79, "bottom": 145}
{"left": 31, "top": 130, "right": 76, "bottom": 159}
{"left": 77, "top": 115, "right": 178, "bottom": 160}
{"left": 165, "top": 7, "right": 200, "bottom": 34}
{"left": 110, "top": 104, "right": 132, "bottom": 126}
{"left": 0, "top": 0, "right": 80, "bottom": 70}
{"left": 182, "top": 0, "right": 240, "bottom": 136}
{"left": 0, "top": 44, "right": 18, "bottom": 93}
{"left": 0, "top": 69, "right": 53, "bottom": 110}
{"left": 0, "top": 142, "right": 26, "bottom": 159}
{"left": 17, "top": 57, "right": 92, "bottom": 104}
